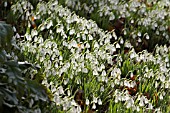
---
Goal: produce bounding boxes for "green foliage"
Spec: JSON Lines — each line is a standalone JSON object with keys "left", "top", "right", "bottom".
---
{"left": 0, "top": 22, "right": 49, "bottom": 113}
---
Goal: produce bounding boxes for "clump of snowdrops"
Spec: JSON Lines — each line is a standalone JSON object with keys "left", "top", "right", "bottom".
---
{"left": 10, "top": 0, "right": 170, "bottom": 112}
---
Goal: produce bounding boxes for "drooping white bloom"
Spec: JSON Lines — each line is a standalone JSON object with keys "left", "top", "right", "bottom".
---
{"left": 116, "top": 43, "right": 120, "bottom": 48}
{"left": 92, "top": 103, "right": 96, "bottom": 109}
{"left": 126, "top": 98, "right": 134, "bottom": 108}
{"left": 146, "top": 34, "right": 150, "bottom": 39}
{"left": 98, "top": 98, "right": 102, "bottom": 105}
{"left": 100, "top": 86, "right": 104, "bottom": 92}
{"left": 94, "top": 42, "right": 99, "bottom": 48}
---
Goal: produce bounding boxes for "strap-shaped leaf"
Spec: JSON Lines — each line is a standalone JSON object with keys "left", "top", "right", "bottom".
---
{"left": 0, "top": 21, "right": 13, "bottom": 48}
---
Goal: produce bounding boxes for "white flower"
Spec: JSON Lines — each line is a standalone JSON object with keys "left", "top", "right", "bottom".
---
{"left": 88, "top": 34, "right": 93, "bottom": 40}
{"left": 47, "top": 20, "right": 53, "bottom": 29}
{"left": 25, "top": 33, "right": 32, "bottom": 41}
{"left": 76, "top": 106, "right": 82, "bottom": 113}
{"left": 120, "top": 38, "right": 124, "bottom": 44}
{"left": 70, "top": 40, "right": 77, "bottom": 48}
{"left": 124, "top": 80, "right": 130, "bottom": 87}
{"left": 98, "top": 98, "right": 102, "bottom": 105}
{"left": 139, "top": 99, "right": 144, "bottom": 107}
{"left": 165, "top": 57, "right": 169, "bottom": 62}
{"left": 105, "top": 37, "right": 110, "bottom": 44}
{"left": 112, "top": 32, "right": 117, "bottom": 40}
{"left": 13, "top": 26, "right": 17, "bottom": 32}
{"left": 16, "top": 33, "right": 20, "bottom": 38}
{"left": 85, "top": 43, "right": 90, "bottom": 48}
{"left": 85, "top": 99, "right": 90, "bottom": 105}
{"left": 69, "top": 29, "right": 75, "bottom": 35}
{"left": 92, "top": 103, "right": 96, "bottom": 109}
{"left": 82, "top": 34, "right": 86, "bottom": 40}
{"left": 109, "top": 14, "right": 115, "bottom": 20}
{"left": 58, "top": 86, "right": 64, "bottom": 95}
{"left": 101, "top": 70, "right": 106, "bottom": 76}
{"left": 160, "top": 74, "right": 165, "bottom": 82}
{"left": 4, "top": 2, "right": 7, "bottom": 7}
{"left": 136, "top": 106, "right": 140, "bottom": 112}
{"left": 111, "top": 82, "right": 115, "bottom": 88}
{"left": 94, "top": 42, "right": 99, "bottom": 48}
{"left": 116, "top": 43, "right": 120, "bottom": 48}
{"left": 51, "top": 85, "right": 57, "bottom": 93}
{"left": 82, "top": 68, "right": 88, "bottom": 73}
{"left": 126, "top": 98, "right": 134, "bottom": 108}
{"left": 137, "top": 32, "right": 141, "bottom": 37}
{"left": 93, "top": 69, "right": 99, "bottom": 76}
{"left": 130, "top": 51, "right": 136, "bottom": 59}
{"left": 93, "top": 96, "right": 97, "bottom": 103}
{"left": 67, "top": 90, "right": 71, "bottom": 96}
{"left": 148, "top": 103, "right": 153, "bottom": 109}
{"left": 138, "top": 38, "right": 142, "bottom": 42}
{"left": 130, "top": 81, "right": 136, "bottom": 88}
{"left": 146, "top": 34, "right": 150, "bottom": 39}
{"left": 64, "top": 78, "right": 69, "bottom": 85}
{"left": 159, "top": 94, "right": 163, "bottom": 100}
{"left": 100, "top": 86, "right": 104, "bottom": 92}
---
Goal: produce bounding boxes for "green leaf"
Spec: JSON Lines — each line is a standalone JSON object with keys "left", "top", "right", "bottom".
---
{"left": 0, "top": 21, "right": 13, "bottom": 48}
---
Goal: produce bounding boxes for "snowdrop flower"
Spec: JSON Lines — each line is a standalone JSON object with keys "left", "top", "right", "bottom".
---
{"left": 131, "top": 19, "right": 134, "bottom": 24}
{"left": 139, "top": 98, "right": 144, "bottom": 107}
{"left": 165, "top": 57, "right": 169, "bottom": 62}
{"left": 98, "top": 98, "right": 102, "bottom": 105}
{"left": 130, "top": 81, "right": 136, "bottom": 88}
{"left": 94, "top": 42, "right": 99, "bottom": 48}
{"left": 25, "top": 33, "right": 32, "bottom": 41}
{"left": 31, "top": 29, "right": 38, "bottom": 37}
{"left": 109, "top": 14, "right": 115, "bottom": 20}
{"left": 136, "top": 106, "right": 140, "bottom": 112}
{"left": 145, "top": 34, "right": 150, "bottom": 40}
{"left": 56, "top": 25, "right": 64, "bottom": 33}
{"left": 85, "top": 98, "right": 90, "bottom": 105}
{"left": 69, "top": 29, "right": 75, "bottom": 35}
{"left": 13, "top": 26, "right": 17, "bottom": 32}
{"left": 104, "top": 37, "right": 110, "bottom": 44}
{"left": 82, "top": 34, "right": 86, "bottom": 40}
{"left": 82, "top": 68, "right": 88, "bottom": 73}
{"left": 116, "top": 43, "right": 120, "bottom": 49}
{"left": 120, "top": 38, "right": 124, "bottom": 44}
{"left": 115, "top": 79, "right": 120, "bottom": 85}
{"left": 100, "top": 86, "right": 104, "bottom": 92}
{"left": 160, "top": 74, "right": 165, "bottom": 82}
{"left": 137, "top": 32, "right": 141, "bottom": 37}
{"left": 85, "top": 43, "right": 90, "bottom": 48}
{"left": 92, "top": 103, "right": 96, "bottom": 109}
{"left": 159, "top": 94, "right": 163, "bottom": 100}
{"left": 47, "top": 20, "right": 53, "bottom": 29}
{"left": 148, "top": 103, "right": 153, "bottom": 109}
{"left": 101, "top": 70, "right": 106, "bottom": 76}
{"left": 58, "top": 86, "right": 64, "bottom": 95}
{"left": 16, "top": 33, "right": 20, "bottom": 39}
{"left": 4, "top": 2, "right": 8, "bottom": 7}
{"left": 112, "top": 32, "right": 117, "bottom": 40}
{"left": 70, "top": 40, "right": 77, "bottom": 48}
{"left": 126, "top": 98, "right": 134, "bottom": 108}
{"left": 124, "top": 80, "right": 130, "bottom": 87}
{"left": 93, "top": 96, "right": 98, "bottom": 103}
{"left": 111, "top": 82, "right": 115, "bottom": 88}
{"left": 130, "top": 51, "right": 136, "bottom": 59}
{"left": 155, "top": 81, "right": 158, "bottom": 88}
{"left": 76, "top": 106, "right": 82, "bottom": 113}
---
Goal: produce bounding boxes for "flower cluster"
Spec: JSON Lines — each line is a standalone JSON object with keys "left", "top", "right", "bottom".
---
{"left": 10, "top": 0, "right": 170, "bottom": 112}
{"left": 62, "top": 0, "right": 170, "bottom": 51}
